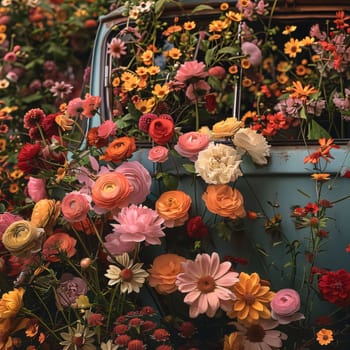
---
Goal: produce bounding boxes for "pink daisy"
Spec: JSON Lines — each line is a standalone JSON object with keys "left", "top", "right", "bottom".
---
{"left": 175, "top": 252, "right": 238, "bottom": 318}
{"left": 107, "top": 37, "right": 127, "bottom": 59}
{"left": 111, "top": 204, "right": 165, "bottom": 245}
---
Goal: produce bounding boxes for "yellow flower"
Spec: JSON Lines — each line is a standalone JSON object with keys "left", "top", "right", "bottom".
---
{"left": 167, "top": 47, "right": 182, "bottom": 60}
{"left": 152, "top": 84, "right": 170, "bottom": 99}
{"left": 2, "top": 220, "right": 44, "bottom": 258}
{"left": 209, "top": 19, "right": 229, "bottom": 32}
{"left": 75, "top": 295, "right": 91, "bottom": 309}
{"left": 316, "top": 328, "right": 334, "bottom": 346}
{"left": 0, "top": 33, "right": 6, "bottom": 45}
{"left": 9, "top": 169, "right": 23, "bottom": 180}
{"left": 282, "top": 25, "right": 297, "bottom": 35}
{"left": 212, "top": 117, "right": 242, "bottom": 139}
{"left": 0, "top": 139, "right": 6, "bottom": 151}
{"left": 284, "top": 38, "right": 303, "bottom": 58}
{"left": 123, "top": 76, "right": 140, "bottom": 92}
{"left": 0, "top": 288, "right": 25, "bottom": 320}
{"left": 147, "top": 65, "right": 160, "bottom": 75}
{"left": 277, "top": 73, "right": 289, "bottom": 85}
{"left": 301, "top": 36, "right": 315, "bottom": 46}
{"left": 183, "top": 21, "right": 196, "bottom": 30}
{"left": 135, "top": 67, "right": 148, "bottom": 78}
{"left": 287, "top": 80, "right": 318, "bottom": 102}
{"left": 220, "top": 2, "right": 229, "bottom": 11}
{"left": 223, "top": 332, "right": 243, "bottom": 350}
{"left": 226, "top": 11, "right": 242, "bottom": 22}
{"left": 9, "top": 183, "right": 19, "bottom": 194}
{"left": 141, "top": 49, "right": 154, "bottom": 65}
{"left": 31, "top": 199, "right": 61, "bottom": 235}
{"left": 55, "top": 113, "right": 75, "bottom": 131}
{"left": 227, "top": 272, "right": 275, "bottom": 324}
{"left": 276, "top": 61, "right": 290, "bottom": 73}
{"left": 133, "top": 97, "right": 155, "bottom": 114}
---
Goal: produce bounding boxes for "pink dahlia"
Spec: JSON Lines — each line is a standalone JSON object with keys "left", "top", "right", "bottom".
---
{"left": 174, "top": 60, "right": 208, "bottom": 83}
{"left": 111, "top": 204, "right": 165, "bottom": 245}
{"left": 175, "top": 252, "right": 238, "bottom": 318}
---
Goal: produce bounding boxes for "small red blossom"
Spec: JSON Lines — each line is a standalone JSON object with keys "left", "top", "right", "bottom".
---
{"left": 151, "top": 328, "right": 170, "bottom": 341}
{"left": 178, "top": 321, "right": 196, "bottom": 338}
{"left": 114, "top": 324, "right": 129, "bottom": 335}
{"left": 318, "top": 269, "right": 350, "bottom": 306}
{"left": 186, "top": 216, "right": 208, "bottom": 239}
{"left": 346, "top": 244, "right": 350, "bottom": 253}
{"left": 87, "top": 313, "right": 104, "bottom": 326}
{"left": 304, "top": 202, "right": 319, "bottom": 214}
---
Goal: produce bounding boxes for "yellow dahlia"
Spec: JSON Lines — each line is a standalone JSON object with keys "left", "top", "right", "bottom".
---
{"left": 227, "top": 272, "right": 275, "bottom": 324}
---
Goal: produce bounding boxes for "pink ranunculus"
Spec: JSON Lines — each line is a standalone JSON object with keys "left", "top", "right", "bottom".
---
{"left": 175, "top": 60, "right": 208, "bottom": 83}
{"left": 61, "top": 191, "right": 91, "bottom": 222}
{"left": 104, "top": 231, "right": 136, "bottom": 255}
{"left": 115, "top": 161, "right": 152, "bottom": 204}
{"left": 111, "top": 204, "right": 165, "bottom": 245}
{"left": 174, "top": 131, "right": 210, "bottom": 161}
{"left": 27, "top": 177, "right": 47, "bottom": 202}
{"left": 0, "top": 212, "right": 23, "bottom": 239}
{"left": 97, "top": 120, "right": 117, "bottom": 139}
{"left": 241, "top": 41, "right": 262, "bottom": 67}
{"left": 270, "top": 288, "right": 305, "bottom": 325}
{"left": 148, "top": 146, "right": 169, "bottom": 163}
{"left": 208, "top": 66, "right": 226, "bottom": 79}
{"left": 185, "top": 80, "right": 210, "bottom": 102}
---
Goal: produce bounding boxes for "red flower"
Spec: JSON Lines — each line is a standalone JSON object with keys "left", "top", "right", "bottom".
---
{"left": 148, "top": 117, "right": 174, "bottom": 145}
{"left": 41, "top": 112, "right": 60, "bottom": 139}
{"left": 318, "top": 269, "right": 350, "bottom": 306}
{"left": 186, "top": 216, "right": 208, "bottom": 239}
{"left": 17, "top": 142, "right": 42, "bottom": 173}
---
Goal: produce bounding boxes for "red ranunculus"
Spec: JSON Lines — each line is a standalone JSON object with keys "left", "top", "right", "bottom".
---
{"left": 186, "top": 216, "right": 208, "bottom": 239}
{"left": 148, "top": 117, "right": 174, "bottom": 145}
{"left": 17, "top": 142, "right": 42, "bottom": 173}
{"left": 318, "top": 269, "right": 350, "bottom": 306}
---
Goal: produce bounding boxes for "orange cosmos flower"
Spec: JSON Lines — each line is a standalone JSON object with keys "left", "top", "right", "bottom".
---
{"left": 147, "top": 65, "right": 160, "bottom": 75}
{"left": 167, "top": 47, "right": 182, "bottom": 60}
{"left": 287, "top": 81, "right": 318, "bottom": 102}
{"left": 316, "top": 328, "right": 334, "bottom": 346}
{"left": 226, "top": 11, "right": 242, "bottom": 22}
{"left": 311, "top": 173, "right": 331, "bottom": 182}
{"left": 183, "top": 21, "right": 196, "bottom": 30}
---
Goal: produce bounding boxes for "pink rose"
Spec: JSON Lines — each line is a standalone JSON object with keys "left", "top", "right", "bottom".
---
{"left": 175, "top": 60, "right": 208, "bottom": 83}
{"left": 270, "top": 288, "right": 305, "bottom": 325}
{"left": 0, "top": 212, "right": 23, "bottom": 239}
{"left": 174, "top": 132, "right": 210, "bottom": 161}
{"left": 61, "top": 191, "right": 91, "bottom": 222}
{"left": 97, "top": 120, "right": 117, "bottom": 139}
{"left": 148, "top": 146, "right": 169, "bottom": 163}
{"left": 115, "top": 161, "right": 152, "bottom": 204}
{"left": 27, "top": 177, "right": 47, "bottom": 202}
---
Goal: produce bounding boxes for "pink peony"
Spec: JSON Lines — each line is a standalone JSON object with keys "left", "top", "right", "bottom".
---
{"left": 104, "top": 231, "right": 136, "bottom": 255}
{"left": 0, "top": 212, "right": 23, "bottom": 239}
{"left": 175, "top": 252, "right": 238, "bottom": 318}
{"left": 148, "top": 146, "right": 169, "bottom": 163}
{"left": 97, "top": 120, "right": 117, "bottom": 139}
{"left": 61, "top": 191, "right": 91, "bottom": 222}
{"left": 66, "top": 97, "right": 84, "bottom": 118}
{"left": 115, "top": 161, "right": 152, "bottom": 204}
{"left": 270, "top": 288, "right": 305, "bottom": 325}
{"left": 174, "top": 131, "right": 210, "bottom": 161}
{"left": 110, "top": 204, "right": 165, "bottom": 245}
{"left": 27, "top": 177, "right": 47, "bottom": 202}
{"left": 175, "top": 60, "right": 208, "bottom": 83}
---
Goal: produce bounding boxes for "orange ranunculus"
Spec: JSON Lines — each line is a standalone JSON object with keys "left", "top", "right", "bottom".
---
{"left": 91, "top": 172, "right": 132, "bottom": 211}
{"left": 42, "top": 232, "right": 77, "bottom": 262}
{"left": 99, "top": 136, "right": 136, "bottom": 162}
{"left": 155, "top": 190, "right": 192, "bottom": 227}
{"left": 148, "top": 254, "right": 187, "bottom": 294}
{"left": 0, "top": 288, "right": 25, "bottom": 320}
{"left": 202, "top": 184, "right": 246, "bottom": 220}
{"left": 30, "top": 199, "right": 61, "bottom": 235}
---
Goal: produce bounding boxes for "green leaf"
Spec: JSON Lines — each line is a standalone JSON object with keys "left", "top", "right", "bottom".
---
{"left": 217, "top": 46, "right": 240, "bottom": 56}
{"left": 155, "top": 0, "right": 169, "bottom": 17}
{"left": 307, "top": 119, "right": 331, "bottom": 140}
{"left": 182, "top": 163, "right": 195, "bottom": 174}
{"left": 21, "top": 93, "right": 44, "bottom": 104}
{"left": 191, "top": 4, "right": 214, "bottom": 13}
{"left": 162, "top": 174, "right": 178, "bottom": 190}
{"left": 215, "top": 221, "right": 232, "bottom": 241}
{"left": 204, "top": 47, "right": 216, "bottom": 66}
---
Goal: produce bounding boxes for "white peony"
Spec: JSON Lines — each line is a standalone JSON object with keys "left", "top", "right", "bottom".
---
{"left": 194, "top": 142, "right": 242, "bottom": 184}
{"left": 233, "top": 128, "right": 271, "bottom": 165}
